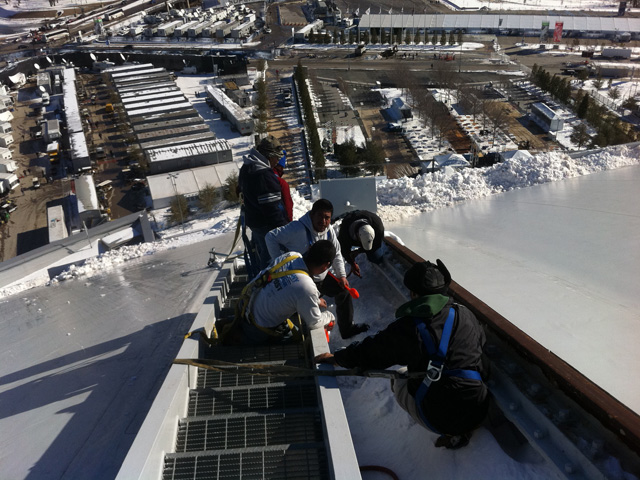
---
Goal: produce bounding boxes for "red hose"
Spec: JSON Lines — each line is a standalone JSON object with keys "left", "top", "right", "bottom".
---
{"left": 359, "top": 465, "right": 400, "bottom": 480}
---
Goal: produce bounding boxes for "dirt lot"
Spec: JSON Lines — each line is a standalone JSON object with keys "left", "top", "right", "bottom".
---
{"left": 0, "top": 73, "right": 141, "bottom": 262}
{"left": 0, "top": 83, "right": 60, "bottom": 261}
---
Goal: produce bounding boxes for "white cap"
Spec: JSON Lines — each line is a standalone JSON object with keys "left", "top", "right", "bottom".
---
{"left": 358, "top": 225, "right": 375, "bottom": 251}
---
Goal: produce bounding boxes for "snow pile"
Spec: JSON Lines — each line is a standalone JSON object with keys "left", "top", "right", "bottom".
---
{"left": 49, "top": 242, "right": 159, "bottom": 284}
{"left": 376, "top": 145, "right": 639, "bottom": 222}
{"left": 2, "top": 144, "right": 638, "bottom": 297}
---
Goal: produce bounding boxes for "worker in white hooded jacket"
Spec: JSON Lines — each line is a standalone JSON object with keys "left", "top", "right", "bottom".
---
{"left": 241, "top": 241, "right": 336, "bottom": 344}
{"left": 265, "top": 199, "right": 369, "bottom": 339}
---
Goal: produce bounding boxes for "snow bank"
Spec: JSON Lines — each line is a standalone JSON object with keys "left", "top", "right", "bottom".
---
{"left": 1, "top": 144, "right": 638, "bottom": 298}
{"left": 377, "top": 144, "right": 639, "bottom": 222}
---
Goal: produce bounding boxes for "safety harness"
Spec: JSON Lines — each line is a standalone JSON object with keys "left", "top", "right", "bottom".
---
{"left": 236, "top": 254, "right": 309, "bottom": 338}
{"left": 413, "top": 306, "right": 483, "bottom": 434}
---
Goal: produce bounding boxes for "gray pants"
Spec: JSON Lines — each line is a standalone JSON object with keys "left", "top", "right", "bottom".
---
{"left": 392, "top": 367, "right": 430, "bottom": 431}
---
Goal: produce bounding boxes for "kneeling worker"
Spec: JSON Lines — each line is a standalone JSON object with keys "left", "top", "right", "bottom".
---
{"left": 240, "top": 240, "right": 336, "bottom": 344}
{"left": 315, "top": 259, "right": 489, "bottom": 448}
{"left": 337, "top": 209, "right": 385, "bottom": 277}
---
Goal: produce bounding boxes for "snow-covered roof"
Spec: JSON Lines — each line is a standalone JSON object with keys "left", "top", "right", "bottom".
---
{"left": 102, "top": 63, "right": 155, "bottom": 74}
{"left": 110, "top": 68, "right": 166, "bottom": 80}
{"left": 434, "top": 153, "right": 470, "bottom": 168}
{"left": 69, "top": 131, "right": 89, "bottom": 160}
{"left": 204, "top": 85, "right": 252, "bottom": 122}
{"left": 74, "top": 175, "right": 100, "bottom": 213}
{"left": 127, "top": 102, "right": 193, "bottom": 117}
{"left": 119, "top": 87, "right": 179, "bottom": 99}
{"left": 358, "top": 13, "right": 640, "bottom": 32}
{"left": 47, "top": 205, "right": 68, "bottom": 243}
{"left": 123, "top": 95, "right": 188, "bottom": 110}
{"left": 63, "top": 68, "right": 83, "bottom": 134}
{"left": 146, "top": 138, "right": 231, "bottom": 164}
{"left": 501, "top": 149, "right": 533, "bottom": 161}
{"left": 118, "top": 81, "right": 176, "bottom": 94}
{"left": 532, "top": 102, "right": 560, "bottom": 120}
{"left": 147, "top": 162, "right": 239, "bottom": 200}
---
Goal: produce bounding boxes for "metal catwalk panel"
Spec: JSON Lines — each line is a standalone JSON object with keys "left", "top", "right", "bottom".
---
{"left": 0, "top": 232, "right": 235, "bottom": 480}
{"left": 388, "top": 165, "right": 640, "bottom": 413}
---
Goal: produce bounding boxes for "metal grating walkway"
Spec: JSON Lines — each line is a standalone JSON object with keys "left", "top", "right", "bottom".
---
{"left": 163, "top": 270, "right": 330, "bottom": 480}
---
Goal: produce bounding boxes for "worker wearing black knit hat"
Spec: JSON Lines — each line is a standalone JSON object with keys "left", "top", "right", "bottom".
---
{"left": 315, "top": 259, "right": 489, "bottom": 449}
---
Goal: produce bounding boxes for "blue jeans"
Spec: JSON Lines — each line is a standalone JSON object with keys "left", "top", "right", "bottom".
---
{"left": 249, "top": 226, "right": 273, "bottom": 274}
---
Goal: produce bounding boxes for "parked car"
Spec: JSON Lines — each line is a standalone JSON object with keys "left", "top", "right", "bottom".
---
{"left": 32, "top": 177, "right": 41, "bottom": 189}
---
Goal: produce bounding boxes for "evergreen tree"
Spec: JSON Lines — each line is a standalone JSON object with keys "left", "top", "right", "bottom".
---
{"left": 622, "top": 96, "right": 638, "bottom": 111}
{"left": 361, "top": 140, "right": 385, "bottom": 175}
{"left": 335, "top": 139, "right": 360, "bottom": 177}
{"left": 198, "top": 184, "right": 219, "bottom": 212}
{"left": 223, "top": 172, "right": 240, "bottom": 203}
{"left": 169, "top": 195, "right": 189, "bottom": 225}
{"left": 608, "top": 87, "right": 621, "bottom": 101}
{"left": 592, "top": 73, "right": 603, "bottom": 90}
{"left": 569, "top": 124, "right": 590, "bottom": 150}
{"left": 449, "top": 31, "right": 455, "bottom": 45}
{"left": 576, "top": 69, "right": 589, "bottom": 83}
{"left": 432, "top": 32, "right": 438, "bottom": 45}
{"left": 440, "top": 31, "right": 447, "bottom": 46}
{"left": 577, "top": 93, "right": 590, "bottom": 119}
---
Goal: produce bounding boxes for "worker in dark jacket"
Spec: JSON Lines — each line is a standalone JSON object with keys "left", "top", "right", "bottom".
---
{"left": 238, "top": 136, "right": 289, "bottom": 274}
{"left": 337, "top": 210, "right": 385, "bottom": 277}
{"left": 315, "top": 259, "right": 489, "bottom": 449}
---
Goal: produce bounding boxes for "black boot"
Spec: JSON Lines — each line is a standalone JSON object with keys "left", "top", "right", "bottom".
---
{"left": 341, "top": 323, "right": 370, "bottom": 339}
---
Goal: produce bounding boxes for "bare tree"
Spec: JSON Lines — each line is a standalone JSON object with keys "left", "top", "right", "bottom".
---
{"left": 483, "top": 101, "right": 510, "bottom": 147}
{"left": 459, "top": 84, "right": 482, "bottom": 120}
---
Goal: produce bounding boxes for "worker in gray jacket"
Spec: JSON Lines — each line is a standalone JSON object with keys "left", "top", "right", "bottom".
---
{"left": 266, "top": 199, "right": 369, "bottom": 339}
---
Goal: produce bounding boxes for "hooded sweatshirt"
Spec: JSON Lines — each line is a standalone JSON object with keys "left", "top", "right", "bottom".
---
{"left": 265, "top": 211, "right": 346, "bottom": 282}
{"left": 238, "top": 148, "right": 287, "bottom": 230}
{"left": 334, "top": 295, "right": 489, "bottom": 435}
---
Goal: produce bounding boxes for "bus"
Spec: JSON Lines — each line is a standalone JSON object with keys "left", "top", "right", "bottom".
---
{"left": 41, "top": 29, "right": 70, "bottom": 43}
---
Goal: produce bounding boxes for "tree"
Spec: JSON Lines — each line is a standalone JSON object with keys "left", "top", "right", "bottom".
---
{"left": 334, "top": 139, "right": 360, "bottom": 176}
{"left": 361, "top": 140, "right": 385, "bottom": 175}
{"left": 576, "top": 69, "right": 589, "bottom": 83}
{"left": 569, "top": 123, "right": 590, "bottom": 150}
{"left": 457, "top": 31, "right": 463, "bottom": 46}
{"left": 577, "top": 93, "right": 590, "bottom": 119}
{"left": 592, "top": 73, "right": 603, "bottom": 90}
{"left": 459, "top": 85, "right": 482, "bottom": 120}
{"left": 223, "top": 172, "right": 240, "bottom": 203}
{"left": 484, "top": 101, "right": 510, "bottom": 146}
{"left": 198, "top": 184, "right": 219, "bottom": 212}
{"left": 449, "top": 31, "right": 455, "bottom": 46}
{"left": 440, "top": 31, "right": 447, "bottom": 46}
{"left": 255, "top": 77, "right": 267, "bottom": 111}
{"left": 622, "top": 96, "right": 638, "bottom": 111}
{"left": 608, "top": 87, "right": 621, "bottom": 101}
{"left": 169, "top": 195, "right": 189, "bottom": 225}
{"left": 432, "top": 32, "right": 438, "bottom": 45}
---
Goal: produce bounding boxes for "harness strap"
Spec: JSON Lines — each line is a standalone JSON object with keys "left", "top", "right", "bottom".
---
{"left": 238, "top": 254, "right": 310, "bottom": 337}
{"left": 413, "top": 307, "right": 482, "bottom": 434}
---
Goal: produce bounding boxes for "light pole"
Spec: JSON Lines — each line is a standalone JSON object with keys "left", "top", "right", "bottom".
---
{"left": 167, "top": 172, "right": 185, "bottom": 233}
